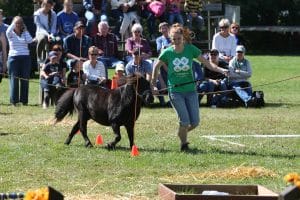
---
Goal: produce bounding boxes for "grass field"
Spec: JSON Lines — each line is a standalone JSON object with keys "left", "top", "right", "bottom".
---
{"left": 0, "top": 55, "right": 299, "bottom": 199}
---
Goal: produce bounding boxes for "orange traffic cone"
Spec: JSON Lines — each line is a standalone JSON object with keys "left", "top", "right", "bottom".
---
{"left": 111, "top": 77, "right": 118, "bottom": 90}
{"left": 131, "top": 145, "right": 139, "bottom": 156}
{"left": 95, "top": 134, "right": 104, "bottom": 145}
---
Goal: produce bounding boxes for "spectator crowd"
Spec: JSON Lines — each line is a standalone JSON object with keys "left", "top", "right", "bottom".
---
{"left": 0, "top": 0, "right": 251, "bottom": 110}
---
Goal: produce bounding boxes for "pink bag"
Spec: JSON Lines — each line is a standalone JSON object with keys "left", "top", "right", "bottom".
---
{"left": 147, "top": 1, "right": 166, "bottom": 17}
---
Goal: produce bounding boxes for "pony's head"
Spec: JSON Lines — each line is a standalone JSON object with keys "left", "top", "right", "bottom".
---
{"left": 127, "top": 74, "right": 154, "bottom": 105}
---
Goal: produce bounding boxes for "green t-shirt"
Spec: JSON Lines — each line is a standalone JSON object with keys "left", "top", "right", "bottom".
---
{"left": 159, "top": 44, "right": 201, "bottom": 93}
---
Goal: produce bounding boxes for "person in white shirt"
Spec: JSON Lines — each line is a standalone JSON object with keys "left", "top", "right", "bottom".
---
{"left": 212, "top": 18, "right": 237, "bottom": 63}
{"left": 34, "top": 0, "right": 58, "bottom": 64}
{"left": 6, "top": 16, "right": 34, "bottom": 106}
{"left": 83, "top": 46, "right": 107, "bottom": 86}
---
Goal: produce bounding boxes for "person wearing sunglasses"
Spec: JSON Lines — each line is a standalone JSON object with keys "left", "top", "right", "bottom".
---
{"left": 197, "top": 48, "right": 228, "bottom": 107}
{"left": 212, "top": 18, "right": 237, "bottom": 63}
{"left": 125, "top": 23, "right": 152, "bottom": 64}
{"left": 226, "top": 45, "right": 252, "bottom": 97}
{"left": 82, "top": 46, "right": 107, "bottom": 86}
{"left": 63, "top": 20, "right": 92, "bottom": 68}
{"left": 42, "top": 44, "right": 67, "bottom": 84}
{"left": 230, "top": 22, "right": 248, "bottom": 47}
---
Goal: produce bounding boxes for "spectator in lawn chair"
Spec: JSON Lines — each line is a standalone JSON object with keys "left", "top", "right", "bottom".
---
{"left": 6, "top": 16, "right": 34, "bottom": 106}
{"left": 125, "top": 49, "right": 152, "bottom": 82}
{"left": 125, "top": 23, "right": 152, "bottom": 64}
{"left": 34, "top": 0, "right": 59, "bottom": 65}
{"left": 57, "top": 0, "right": 79, "bottom": 40}
{"left": 63, "top": 20, "right": 92, "bottom": 68}
{"left": 83, "top": 0, "right": 108, "bottom": 37}
{"left": 184, "top": 0, "right": 204, "bottom": 39}
{"left": 111, "top": 0, "right": 140, "bottom": 40}
{"left": 92, "top": 21, "right": 124, "bottom": 77}
{"left": 226, "top": 45, "right": 252, "bottom": 97}
{"left": 212, "top": 18, "right": 237, "bottom": 63}
{"left": 197, "top": 49, "right": 228, "bottom": 106}
{"left": 0, "top": 9, "right": 8, "bottom": 83}
{"left": 82, "top": 46, "right": 107, "bottom": 87}
{"left": 40, "top": 51, "right": 65, "bottom": 109}
{"left": 67, "top": 59, "right": 86, "bottom": 88}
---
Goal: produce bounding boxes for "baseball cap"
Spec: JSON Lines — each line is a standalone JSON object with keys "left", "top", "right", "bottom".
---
{"left": 48, "top": 51, "right": 58, "bottom": 59}
{"left": 236, "top": 45, "right": 246, "bottom": 53}
{"left": 115, "top": 63, "right": 125, "bottom": 72}
{"left": 74, "top": 21, "right": 86, "bottom": 29}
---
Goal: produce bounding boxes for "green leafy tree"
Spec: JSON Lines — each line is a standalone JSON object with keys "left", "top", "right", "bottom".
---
{"left": 0, "top": 0, "right": 34, "bottom": 16}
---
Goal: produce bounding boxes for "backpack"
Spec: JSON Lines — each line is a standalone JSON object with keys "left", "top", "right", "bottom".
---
{"left": 147, "top": 1, "right": 166, "bottom": 17}
{"left": 247, "top": 91, "right": 265, "bottom": 107}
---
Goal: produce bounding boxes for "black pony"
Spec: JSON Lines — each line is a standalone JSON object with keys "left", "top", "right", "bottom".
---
{"left": 54, "top": 75, "right": 154, "bottom": 149}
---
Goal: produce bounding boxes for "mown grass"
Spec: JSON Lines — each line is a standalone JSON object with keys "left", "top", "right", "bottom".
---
{"left": 0, "top": 55, "right": 299, "bottom": 199}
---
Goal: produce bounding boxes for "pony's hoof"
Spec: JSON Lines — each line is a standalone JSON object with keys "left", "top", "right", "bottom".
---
{"left": 85, "top": 142, "right": 93, "bottom": 148}
{"left": 106, "top": 143, "right": 116, "bottom": 150}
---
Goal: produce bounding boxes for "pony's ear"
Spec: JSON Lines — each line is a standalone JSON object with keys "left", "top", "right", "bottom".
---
{"left": 126, "top": 74, "right": 138, "bottom": 85}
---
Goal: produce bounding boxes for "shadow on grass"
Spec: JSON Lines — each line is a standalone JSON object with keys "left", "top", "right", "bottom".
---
{"left": 62, "top": 143, "right": 299, "bottom": 159}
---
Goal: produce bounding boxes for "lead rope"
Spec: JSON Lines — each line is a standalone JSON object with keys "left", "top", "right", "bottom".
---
{"left": 78, "top": 29, "right": 83, "bottom": 87}
{"left": 133, "top": 76, "right": 139, "bottom": 147}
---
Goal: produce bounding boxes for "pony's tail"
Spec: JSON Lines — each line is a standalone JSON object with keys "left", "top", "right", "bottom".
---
{"left": 54, "top": 88, "right": 76, "bottom": 124}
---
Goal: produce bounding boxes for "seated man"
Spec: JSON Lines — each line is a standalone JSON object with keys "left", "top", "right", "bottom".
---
{"left": 125, "top": 49, "right": 152, "bottom": 81}
{"left": 83, "top": 46, "right": 107, "bottom": 86}
{"left": 198, "top": 49, "right": 228, "bottom": 106}
{"left": 220, "top": 45, "right": 252, "bottom": 106}
{"left": 63, "top": 21, "right": 92, "bottom": 68}
{"left": 40, "top": 51, "right": 65, "bottom": 109}
{"left": 92, "top": 21, "right": 124, "bottom": 77}
{"left": 57, "top": 0, "right": 79, "bottom": 40}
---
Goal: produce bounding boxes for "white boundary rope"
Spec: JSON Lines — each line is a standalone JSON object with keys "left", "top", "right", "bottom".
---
{"left": 202, "top": 134, "right": 300, "bottom": 147}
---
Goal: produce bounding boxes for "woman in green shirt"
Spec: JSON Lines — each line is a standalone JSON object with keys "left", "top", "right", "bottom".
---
{"left": 152, "top": 24, "right": 227, "bottom": 151}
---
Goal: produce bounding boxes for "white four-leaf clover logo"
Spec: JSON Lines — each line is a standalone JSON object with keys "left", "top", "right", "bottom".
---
{"left": 173, "top": 57, "right": 190, "bottom": 72}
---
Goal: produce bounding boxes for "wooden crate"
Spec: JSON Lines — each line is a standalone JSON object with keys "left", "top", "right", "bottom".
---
{"left": 158, "top": 184, "right": 279, "bottom": 200}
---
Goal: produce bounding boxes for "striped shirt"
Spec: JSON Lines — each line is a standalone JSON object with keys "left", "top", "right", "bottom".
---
{"left": 184, "top": 0, "right": 203, "bottom": 12}
{"left": 6, "top": 24, "right": 33, "bottom": 56}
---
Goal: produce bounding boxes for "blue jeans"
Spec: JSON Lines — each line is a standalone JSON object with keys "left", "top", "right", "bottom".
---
{"left": 168, "top": 12, "right": 184, "bottom": 25}
{"left": 7, "top": 55, "right": 31, "bottom": 104}
{"left": 169, "top": 91, "right": 199, "bottom": 127}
